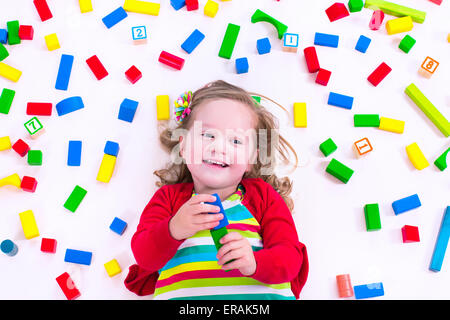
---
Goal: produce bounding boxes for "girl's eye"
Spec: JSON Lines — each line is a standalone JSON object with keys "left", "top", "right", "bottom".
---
{"left": 233, "top": 138, "right": 242, "bottom": 145}
{"left": 201, "top": 133, "right": 214, "bottom": 139}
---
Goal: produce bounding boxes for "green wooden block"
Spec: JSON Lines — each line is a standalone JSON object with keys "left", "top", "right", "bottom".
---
{"left": 218, "top": 23, "right": 240, "bottom": 59}
{"left": 0, "top": 43, "right": 9, "bottom": 61}
{"left": 0, "top": 88, "right": 16, "bottom": 114}
{"left": 210, "top": 227, "right": 228, "bottom": 251}
{"left": 364, "top": 204, "right": 381, "bottom": 231}
{"left": 399, "top": 35, "right": 416, "bottom": 53}
{"left": 64, "top": 185, "right": 87, "bottom": 212}
{"left": 326, "top": 158, "right": 354, "bottom": 183}
{"left": 434, "top": 147, "right": 450, "bottom": 171}
{"left": 319, "top": 138, "right": 337, "bottom": 157}
{"left": 251, "top": 9, "right": 288, "bottom": 39}
{"left": 24, "top": 117, "right": 44, "bottom": 136}
{"left": 405, "top": 83, "right": 450, "bottom": 137}
{"left": 364, "top": 0, "right": 426, "bottom": 23}
{"left": 354, "top": 114, "right": 380, "bottom": 127}
{"left": 27, "top": 150, "right": 42, "bottom": 166}
{"left": 348, "top": 0, "right": 364, "bottom": 12}
{"left": 6, "top": 20, "right": 21, "bottom": 45}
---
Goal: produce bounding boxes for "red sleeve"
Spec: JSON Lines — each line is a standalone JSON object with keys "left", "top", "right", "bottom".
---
{"left": 131, "top": 185, "right": 184, "bottom": 272}
{"left": 250, "top": 184, "right": 308, "bottom": 297}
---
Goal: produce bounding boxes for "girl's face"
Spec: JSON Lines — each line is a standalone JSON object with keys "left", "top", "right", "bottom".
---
{"left": 179, "top": 99, "right": 258, "bottom": 191}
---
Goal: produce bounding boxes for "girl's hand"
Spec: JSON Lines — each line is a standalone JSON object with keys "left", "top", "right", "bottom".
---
{"left": 169, "top": 194, "right": 223, "bottom": 241}
{"left": 216, "top": 232, "right": 256, "bottom": 276}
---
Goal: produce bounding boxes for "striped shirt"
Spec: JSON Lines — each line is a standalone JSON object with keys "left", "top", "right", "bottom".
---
{"left": 153, "top": 184, "right": 295, "bottom": 300}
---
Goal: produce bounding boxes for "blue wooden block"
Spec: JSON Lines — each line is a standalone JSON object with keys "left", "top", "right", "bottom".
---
{"left": 256, "top": 37, "right": 271, "bottom": 55}
{"left": 354, "top": 282, "right": 384, "bottom": 299}
{"left": 0, "top": 29, "right": 7, "bottom": 44}
{"left": 56, "top": 96, "right": 85, "bottom": 116}
{"left": 235, "top": 57, "right": 249, "bottom": 74}
{"left": 328, "top": 92, "right": 354, "bottom": 109}
{"left": 68, "top": 140, "right": 82, "bottom": 166}
{"left": 55, "top": 54, "right": 74, "bottom": 91}
{"left": 104, "top": 141, "right": 119, "bottom": 157}
{"left": 205, "top": 193, "right": 229, "bottom": 231}
{"left": 429, "top": 206, "right": 450, "bottom": 272}
{"left": 314, "top": 32, "right": 339, "bottom": 48}
{"left": 64, "top": 249, "right": 92, "bottom": 265}
{"left": 102, "top": 6, "right": 128, "bottom": 29}
{"left": 110, "top": 217, "right": 128, "bottom": 235}
{"left": 118, "top": 98, "right": 138, "bottom": 123}
{"left": 181, "top": 29, "right": 205, "bottom": 54}
{"left": 392, "top": 194, "right": 421, "bottom": 215}
{"left": 355, "top": 35, "right": 372, "bottom": 53}
{"left": 171, "top": 0, "right": 186, "bottom": 10}
{"left": 1, "top": 239, "right": 18, "bottom": 256}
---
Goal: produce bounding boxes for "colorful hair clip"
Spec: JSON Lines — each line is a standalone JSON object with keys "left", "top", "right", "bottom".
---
{"left": 174, "top": 91, "right": 193, "bottom": 124}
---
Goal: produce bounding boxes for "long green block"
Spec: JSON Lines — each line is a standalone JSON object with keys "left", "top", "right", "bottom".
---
{"left": 0, "top": 88, "right": 16, "bottom": 114}
{"left": 364, "top": 0, "right": 426, "bottom": 23}
{"left": 218, "top": 23, "right": 240, "bottom": 59}
{"left": 211, "top": 227, "right": 228, "bottom": 251}
{"left": 6, "top": 20, "right": 21, "bottom": 45}
{"left": 434, "top": 147, "right": 450, "bottom": 171}
{"left": 64, "top": 185, "right": 87, "bottom": 212}
{"left": 354, "top": 114, "right": 380, "bottom": 127}
{"left": 405, "top": 83, "right": 450, "bottom": 137}
{"left": 364, "top": 204, "right": 381, "bottom": 231}
{"left": 326, "top": 158, "right": 354, "bottom": 184}
{"left": 251, "top": 9, "right": 288, "bottom": 39}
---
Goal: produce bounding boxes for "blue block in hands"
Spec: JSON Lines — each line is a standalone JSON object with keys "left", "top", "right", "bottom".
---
{"left": 118, "top": 98, "right": 138, "bottom": 123}
{"left": 392, "top": 194, "right": 421, "bottom": 215}
{"left": 206, "top": 193, "right": 228, "bottom": 230}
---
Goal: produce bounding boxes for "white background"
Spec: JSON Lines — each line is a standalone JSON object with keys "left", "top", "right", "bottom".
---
{"left": 0, "top": 0, "right": 449, "bottom": 300}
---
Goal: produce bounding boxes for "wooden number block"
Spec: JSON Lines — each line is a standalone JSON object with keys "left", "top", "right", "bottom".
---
{"left": 419, "top": 56, "right": 439, "bottom": 78}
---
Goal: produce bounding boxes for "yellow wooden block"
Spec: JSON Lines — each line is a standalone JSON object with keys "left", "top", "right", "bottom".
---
{"left": 79, "top": 0, "right": 93, "bottom": 13}
{"left": 123, "top": 0, "right": 160, "bottom": 16}
{"left": 45, "top": 33, "right": 60, "bottom": 51}
{"left": 96, "top": 154, "right": 116, "bottom": 183}
{"left": 386, "top": 16, "right": 413, "bottom": 35}
{"left": 378, "top": 116, "right": 405, "bottom": 134}
{"left": 19, "top": 210, "right": 39, "bottom": 240}
{"left": 0, "top": 62, "right": 22, "bottom": 82}
{"left": 447, "top": 33, "right": 450, "bottom": 43}
{"left": 0, "top": 173, "right": 21, "bottom": 188}
{"left": 156, "top": 95, "right": 170, "bottom": 120}
{"left": 406, "top": 142, "right": 429, "bottom": 170}
{"left": 104, "top": 259, "right": 122, "bottom": 277}
{"left": 293, "top": 103, "right": 307, "bottom": 127}
{"left": 0, "top": 136, "right": 11, "bottom": 151}
{"left": 204, "top": 0, "right": 219, "bottom": 17}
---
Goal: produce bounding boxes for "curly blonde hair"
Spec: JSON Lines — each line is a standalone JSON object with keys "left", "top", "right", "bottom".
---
{"left": 154, "top": 80, "right": 298, "bottom": 212}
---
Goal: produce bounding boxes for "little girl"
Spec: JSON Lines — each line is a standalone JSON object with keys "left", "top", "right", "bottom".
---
{"left": 124, "top": 80, "right": 308, "bottom": 300}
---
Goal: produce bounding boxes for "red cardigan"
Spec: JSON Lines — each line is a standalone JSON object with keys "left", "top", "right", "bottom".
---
{"left": 124, "top": 177, "right": 309, "bottom": 299}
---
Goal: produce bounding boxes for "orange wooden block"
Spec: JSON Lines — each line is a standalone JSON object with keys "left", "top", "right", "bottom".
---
{"left": 354, "top": 137, "right": 373, "bottom": 156}
{"left": 336, "top": 274, "right": 353, "bottom": 298}
{"left": 419, "top": 56, "right": 439, "bottom": 78}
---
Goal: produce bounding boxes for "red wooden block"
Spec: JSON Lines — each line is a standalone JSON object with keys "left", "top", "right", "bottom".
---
{"left": 158, "top": 50, "right": 185, "bottom": 70}
{"left": 18, "top": 25, "right": 34, "bottom": 40}
{"left": 325, "top": 2, "right": 349, "bottom": 22}
{"left": 369, "top": 10, "right": 384, "bottom": 30}
{"left": 125, "top": 65, "right": 142, "bottom": 84}
{"left": 33, "top": 0, "right": 53, "bottom": 22}
{"left": 41, "top": 238, "right": 57, "bottom": 253}
{"left": 429, "top": 0, "right": 442, "bottom": 5}
{"left": 21, "top": 176, "right": 37, "bottom": 193}
{"left": 186, "top": 0, "right": 199, "bottom": 11}
{"left": 304, "top": 46, "right": 320, "bottom": 73}
{"left": 86, "top": 55, "right": 109, "bottom": 80}
{"left": 12, "top": 139, "right": 30, "bottom": 157}
{"left": 56, "top": 272, "right": 80, "bottom": 300}
{"left": 26, "top": 102, "right": 52, "bottom": 116}
{"left": 401, "top": 225, "right": 420, "bottom": 243}
{"left": 367, "top": 62, "right": 392, "bottom": 87}
{"left": 316, "top": 68, "right": 331, "bottom": 86}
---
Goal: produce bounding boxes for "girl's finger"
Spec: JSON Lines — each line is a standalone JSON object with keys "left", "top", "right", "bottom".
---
{"left": 218, "top": 248, "right": 244, "bottom": 266}
{"left": 188, "top": 194, "right": 217, "bottom": 205}
{"left": 220, "top": 231, "right": 243, "bottom": 244}
{"left": 191, "top": 203, "right": 221, "bottom": 215}
{"left": 193, "top": 213, "right": 223, "bottom": 225}
{"left": 216, "top": 239, "right": 245, "bottom": 259}
{"left": 221, "top": 258, "right": 245, "bottom": 271}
